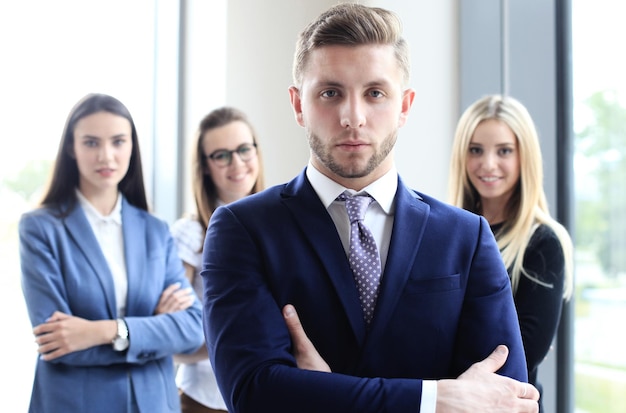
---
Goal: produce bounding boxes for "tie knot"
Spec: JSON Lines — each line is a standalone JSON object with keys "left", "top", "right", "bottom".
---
{"left": 338, "top": 192, "right": 374, "bottom": 222}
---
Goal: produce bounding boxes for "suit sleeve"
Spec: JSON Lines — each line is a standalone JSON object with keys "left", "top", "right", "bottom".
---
{"left": 19, "top": 212, "right": 120, "bottom": 367}
{"left": 20, "top": 212, "right": 76, "bottom": 329}
{"left": 19, "top": 211, "right": 204, "bottom": 367}
{"left": 451, "top": 217, "right": 528, "bottom": 381}
{"left": 122, "top": 219, "right": 204, "bottom": 364}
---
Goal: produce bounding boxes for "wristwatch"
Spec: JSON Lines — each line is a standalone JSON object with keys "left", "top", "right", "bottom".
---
{"left": 112, "top": 318, "right": 129, "bottom": 351}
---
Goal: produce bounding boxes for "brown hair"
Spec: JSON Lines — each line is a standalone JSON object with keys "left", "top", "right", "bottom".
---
{"left": 40, "top": 93, "right": 148, "bottom": 216}
{"left": 192, "top": 107, "right": 265, "bottom": 231}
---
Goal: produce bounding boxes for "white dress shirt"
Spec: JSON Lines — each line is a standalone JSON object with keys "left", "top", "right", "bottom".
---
{"left": 306, "top": 163, "right": 437, "bottom": 413}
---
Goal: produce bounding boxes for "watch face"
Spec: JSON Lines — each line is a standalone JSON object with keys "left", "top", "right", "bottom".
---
{"left": 113, "top": 337, "right": 129, "bottom": 351}
{"left": 113, "top": 319, "right": 129, "bottom": 351}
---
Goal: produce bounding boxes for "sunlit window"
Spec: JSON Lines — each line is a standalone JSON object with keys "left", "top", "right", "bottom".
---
{"left": 0, "top": 1, "right": 156, "bottom": 410}
{"left": 572, "top": 1, "right": 626, "bottom": 412}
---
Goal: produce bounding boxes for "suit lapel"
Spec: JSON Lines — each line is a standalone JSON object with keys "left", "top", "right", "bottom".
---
{"left": 121, "top": 199, "right": 146, "bottom": 317}
{"left": 369, "top": 178, "right": 429, "bottom": 333}
{"left": 64, "top": 203, "right": 117, "bottom": 318}
{"left": 281, "top": 171, "right": 367, "bottom": 342}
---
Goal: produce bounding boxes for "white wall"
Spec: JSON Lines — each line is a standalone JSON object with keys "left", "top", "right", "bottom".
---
{"left": 379, "top": 0, "right": 458, "bottom": 200}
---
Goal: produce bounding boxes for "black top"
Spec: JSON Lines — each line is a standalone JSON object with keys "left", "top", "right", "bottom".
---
{"left": 492, "top": 223, "right": 565, "bottom": 409}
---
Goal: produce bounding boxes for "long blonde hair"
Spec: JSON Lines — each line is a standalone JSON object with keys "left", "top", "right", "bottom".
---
{"left": 448, "top": 95, "right": 573, "bottom": 299}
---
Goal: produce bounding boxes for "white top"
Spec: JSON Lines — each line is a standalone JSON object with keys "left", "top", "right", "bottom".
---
{"left": 306, "top": 163, "right": 437, "bottom": 413}
{"left": 171, "top": 216, "right": 227, "bottom": 410}
{"left": 76, "top": 190, "right": 128, "bottom": 317}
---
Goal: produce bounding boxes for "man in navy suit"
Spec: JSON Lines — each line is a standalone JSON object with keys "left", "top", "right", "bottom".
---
{"left": 202, "top": 3, "right": 539, "bottom": 412}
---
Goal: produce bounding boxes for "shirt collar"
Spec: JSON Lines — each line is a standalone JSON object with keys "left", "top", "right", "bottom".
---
{"left": 306, "top": 161, "right": 397, "bottom": 214}
{"left": 76, "top": 189, "right": 123, "bottom": 225}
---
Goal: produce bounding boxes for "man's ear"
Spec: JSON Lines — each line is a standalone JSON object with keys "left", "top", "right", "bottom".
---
{"left": 289, "top": 86, "right": 305, "bottom": 127}
{"left": 398, "top": 88, "right": 416, "bottom": 127}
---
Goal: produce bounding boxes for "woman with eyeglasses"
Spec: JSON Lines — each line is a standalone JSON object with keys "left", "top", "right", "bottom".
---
{"left": 172, "top": 106, "right": 265, "bottom": 413}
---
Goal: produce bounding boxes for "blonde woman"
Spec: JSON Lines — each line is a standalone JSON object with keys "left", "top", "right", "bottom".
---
{"left": 448, "top": 94, "right": 573, "bottom": 412}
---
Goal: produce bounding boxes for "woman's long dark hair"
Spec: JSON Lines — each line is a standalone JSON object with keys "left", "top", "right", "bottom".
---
{"left": 40, "top": 93, "right": 148, "bottom": 215}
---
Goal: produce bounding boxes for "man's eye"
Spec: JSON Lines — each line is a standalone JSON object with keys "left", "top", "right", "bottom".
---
{"left": 322, "top": 90, "right": 337, "bottom": 98}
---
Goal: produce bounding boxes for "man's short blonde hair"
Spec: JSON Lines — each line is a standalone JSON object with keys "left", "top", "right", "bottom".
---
{"left": 292, "top": 3, "right": 410, "bottom": 88}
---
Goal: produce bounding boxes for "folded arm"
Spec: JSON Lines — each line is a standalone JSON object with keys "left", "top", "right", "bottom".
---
{"left": 283, "top": 304, "right": 539, "bottom": 413}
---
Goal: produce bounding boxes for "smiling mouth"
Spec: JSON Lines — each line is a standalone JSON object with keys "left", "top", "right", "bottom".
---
{"left": 229, "top": 173, "right": 248, "bottom": 181}
{"left": 480, "top": 176, "right": 500, "bottom": 182}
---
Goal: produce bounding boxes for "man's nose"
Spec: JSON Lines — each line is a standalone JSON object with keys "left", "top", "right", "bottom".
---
{"left": 339, "top": 95, "right": 366, "bottom": 129}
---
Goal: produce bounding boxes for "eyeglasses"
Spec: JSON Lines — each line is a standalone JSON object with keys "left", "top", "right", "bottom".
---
{"left": 205, "top": 143, "right": 257, "bottom": 167}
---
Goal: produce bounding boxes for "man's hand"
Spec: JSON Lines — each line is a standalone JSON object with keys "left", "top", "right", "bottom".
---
{"left": 436, "top": 345, "right": 540, "bottom": 413}
{"left": 283, "top": 305, "right": 537, "bottom": 412}
{"left": 283, "top": 304, "right": 331, "bottom": 372}
{"left": 155, "top": 282, "right": 195, "bottom": 314}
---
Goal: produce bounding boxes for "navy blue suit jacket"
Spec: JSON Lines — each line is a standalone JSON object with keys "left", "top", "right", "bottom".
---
{"left": 203, "top": 169, "right": 526, "bottom": 413}
{"left": 19, "top": 197, "right": 204, "bottom": 413}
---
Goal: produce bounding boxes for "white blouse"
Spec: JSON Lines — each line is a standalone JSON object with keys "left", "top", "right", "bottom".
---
{"left": 76, "top": 190, "right": 128, "bottom": 317}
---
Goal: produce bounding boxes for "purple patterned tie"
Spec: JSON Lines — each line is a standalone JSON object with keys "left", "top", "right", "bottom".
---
{"left": 338, "top": 192, "right": 382, "bottom": 325}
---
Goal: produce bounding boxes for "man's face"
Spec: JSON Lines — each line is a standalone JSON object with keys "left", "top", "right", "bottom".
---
{"left": 289, "top": 44, "right": 415, "bottom": 190}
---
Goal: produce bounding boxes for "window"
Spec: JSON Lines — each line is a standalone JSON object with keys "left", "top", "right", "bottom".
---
{"left": 1, "top": 1, "right": 157, "bottom": 409}
{"left": 572, "top": 1, "right": 626, "bottom": 412}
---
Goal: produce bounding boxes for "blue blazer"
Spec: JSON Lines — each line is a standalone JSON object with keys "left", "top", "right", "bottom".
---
{"left": 19, "top": 197, "right": 204, "bottom": 413}
{"left": 203, "top": 169, "right": 527, "bottom": 413}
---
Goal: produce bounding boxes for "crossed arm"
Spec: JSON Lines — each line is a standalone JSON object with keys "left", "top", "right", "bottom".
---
{"left": 33, "top": 283, "right": 195, "bottom": 361}
{"left": 282, "top": 304, "right": 540, "bottom": 413}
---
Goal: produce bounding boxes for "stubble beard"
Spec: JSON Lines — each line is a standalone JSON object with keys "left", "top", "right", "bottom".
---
{"left": 307, "top": 129, "right": 397, "bottom": 179}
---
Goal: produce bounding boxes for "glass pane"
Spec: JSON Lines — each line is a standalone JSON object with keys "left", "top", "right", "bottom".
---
{"left": 573, "top": 1, "right": 626, "bottom": 412}
{"left": 0, "top": 1, "right": 156, "bottom": 410}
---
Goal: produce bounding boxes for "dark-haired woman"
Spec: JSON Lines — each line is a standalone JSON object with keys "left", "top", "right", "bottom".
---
{"left": 19, "top": 93, "right": 204, "bottom": 413}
